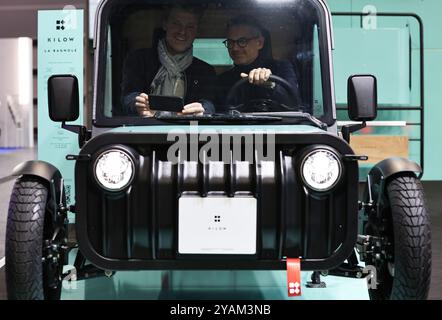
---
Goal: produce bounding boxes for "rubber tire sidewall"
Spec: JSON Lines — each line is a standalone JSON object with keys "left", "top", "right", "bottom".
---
{"left": 369, "top": 174, "right": 431, "bottom": 300}
{"left": 5, "top": 176, "right": 62, "bottom": 300}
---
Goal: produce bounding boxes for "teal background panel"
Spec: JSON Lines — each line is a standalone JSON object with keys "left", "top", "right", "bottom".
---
{"left": 193, "top": 38, "right": 233, "bottom": 66}
{"left": 423, "top": 50, "right": 442, "bottom": 180}
{"left": 37, "top": 9, "right": 84, "bottom": 204}
{"left": 337, "top": 109, "right": 422, "bottom": 123}
{"left": 332, "top": 15, "right": 422, "bottom": 107}
{"left": 333, "top": 27, "right": 411, "bottom": 105}
{"left": 327, "top": 1, "right": 352, "bottom": 12}
{"left": 352, "top": 126, "right": 421, "bottom": 140}
{"left": 328, "top": 0, "right": 442, "bottom": 180}
{"left": 350, "top": 0, "right": 442, "bottom": 49}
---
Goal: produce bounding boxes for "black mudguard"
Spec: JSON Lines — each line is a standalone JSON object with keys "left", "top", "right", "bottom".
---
{"left": 11, "top": 160, "right": 66, "bottom": 219}
{"left": 364, "top": 157, "right": 422, "bottom": 215}
{"left": 12, "top": 160, "right": 62, "bottom": 183}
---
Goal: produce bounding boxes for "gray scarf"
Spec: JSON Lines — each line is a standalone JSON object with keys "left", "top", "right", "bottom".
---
{"left": 150, "top": 38, "right": 193, "bottom": 98}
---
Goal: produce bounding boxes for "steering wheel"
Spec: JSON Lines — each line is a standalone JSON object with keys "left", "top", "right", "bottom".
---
{"left": 225, "top": 74, "right": 300, "bottom": 113}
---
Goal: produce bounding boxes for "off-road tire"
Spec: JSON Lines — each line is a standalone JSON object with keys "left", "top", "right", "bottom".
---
{"left": 5, "top": 176, "right": 61, "bottom": 300}
{"left": 369, "top": 175, "right": 431, "bottom": 300}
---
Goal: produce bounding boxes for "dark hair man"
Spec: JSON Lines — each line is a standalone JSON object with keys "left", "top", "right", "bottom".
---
{"left": 217, "top": 15, "right": 300, "bottom": 111}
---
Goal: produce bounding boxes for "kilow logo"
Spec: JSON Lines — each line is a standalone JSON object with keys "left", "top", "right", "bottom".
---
{"left": 47, "top": 37, "right": 75, "bottom": 43}
{"left": 56, "top": 5, "right": 78, "bottom": 31}
{"left": 56, "top": 20, "right": 66, "bottom": 30}
{"left": 209, "top": 215, "right": 226, "bottom": 231}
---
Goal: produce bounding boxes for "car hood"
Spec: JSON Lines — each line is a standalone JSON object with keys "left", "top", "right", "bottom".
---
{"left": 106, "top": 124, "right": 326, "bottom": 135}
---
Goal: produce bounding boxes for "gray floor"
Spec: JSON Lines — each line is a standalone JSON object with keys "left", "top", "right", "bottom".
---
{"left": 0, "top": 148, "right": 441, "bottom": 299}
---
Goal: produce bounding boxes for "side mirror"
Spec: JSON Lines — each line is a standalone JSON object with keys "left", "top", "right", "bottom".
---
{"left": 347, "top": 75, "right": 377, "bottom": 121}
{"left": 48, "top": 75, "right": 79, "bottom": 122}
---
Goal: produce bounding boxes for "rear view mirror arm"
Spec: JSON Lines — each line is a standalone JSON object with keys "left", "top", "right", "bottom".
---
{"left": 341, "top": 121, "right": 366, "bottom": 143}
{"left": 61, "top": 122, "right": 91, "bottom": 148}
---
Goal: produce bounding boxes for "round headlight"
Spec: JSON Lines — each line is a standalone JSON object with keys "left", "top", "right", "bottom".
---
{"left": 301, "top": 148, "right": 342, "bottom": 192}
{"left": 94, "top": 149, "right": 134, "bottom": 191}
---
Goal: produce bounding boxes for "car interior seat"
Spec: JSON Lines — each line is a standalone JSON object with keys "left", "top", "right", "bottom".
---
{"left": 259, "top": 27, "right": 273, "bottom": 60}
{"left": 151, "top": 27, "right": 165, "bottom": 48}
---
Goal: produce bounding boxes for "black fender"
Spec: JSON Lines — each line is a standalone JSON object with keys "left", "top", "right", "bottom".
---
{"left": 364, "top": 157, "right": 422, "bottom": 216}
{"left": 11, "top": 160, "right": 66, "bottom": 220}
{"left": 12, "top": 160, "right": 62, "bottom": 183}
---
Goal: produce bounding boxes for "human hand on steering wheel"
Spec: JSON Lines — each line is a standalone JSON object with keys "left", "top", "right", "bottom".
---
{"left": 225, "top": 74, "right": 299, "bottom": 112}
{"left": 240, "top": 68, "right": 272, "bottom": 86}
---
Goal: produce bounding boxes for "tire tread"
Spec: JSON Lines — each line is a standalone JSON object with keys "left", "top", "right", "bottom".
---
{"left": 387, "top": 175, "right": 432, "bottom": 300}
{"left": 5, "top": 177, "right": 48, "bottom": 300}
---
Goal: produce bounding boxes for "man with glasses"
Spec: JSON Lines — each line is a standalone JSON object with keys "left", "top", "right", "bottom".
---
{"left": 217, "top": 15, "right": 300, "bottom": 111}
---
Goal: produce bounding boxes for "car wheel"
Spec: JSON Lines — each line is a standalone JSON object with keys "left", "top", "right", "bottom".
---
{"left": 365, "top": 174, "right": 431, "bottom": 300}
{"left": 5, "top": 176, "right": 67, "bottom": 300}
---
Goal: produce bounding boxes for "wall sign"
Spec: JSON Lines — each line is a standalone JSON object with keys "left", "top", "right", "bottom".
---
{"left": 38, "top": 9, "right": 84, "bottom": 206}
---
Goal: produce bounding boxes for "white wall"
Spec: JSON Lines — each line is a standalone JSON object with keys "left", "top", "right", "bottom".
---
{"left": 0, "top": 38, "right": 33, "bottom": 148}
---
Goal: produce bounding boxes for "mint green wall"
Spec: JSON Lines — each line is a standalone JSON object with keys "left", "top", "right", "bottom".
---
{"left": 328, "top": 0, "right": 442, "bottom": 180}
{"left": 38, "top": 10, "right": 84, "bottom": 206}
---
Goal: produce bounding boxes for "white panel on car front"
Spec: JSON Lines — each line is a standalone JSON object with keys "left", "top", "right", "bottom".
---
{"left": 178, "top": 196, "right": 257, "bottom": 255}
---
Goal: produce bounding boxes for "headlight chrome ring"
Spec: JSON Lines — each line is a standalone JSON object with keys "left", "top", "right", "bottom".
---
{"left": 94, "top": 148, "right": 135, "bottom": 192}
{"left": 300, "top": 148, "right": 342, "bottom": 192}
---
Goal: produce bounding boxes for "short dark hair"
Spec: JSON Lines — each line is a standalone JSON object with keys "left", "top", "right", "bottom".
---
{"left": 164, "top": 3, "right": 205, "bottom": 22}
{"left": 226, "top": 15, "right": 264, "bottom": 37}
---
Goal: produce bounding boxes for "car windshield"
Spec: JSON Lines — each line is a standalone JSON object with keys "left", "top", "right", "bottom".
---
{"left": 95, "top": 0, "right": 333, "bottom": 126}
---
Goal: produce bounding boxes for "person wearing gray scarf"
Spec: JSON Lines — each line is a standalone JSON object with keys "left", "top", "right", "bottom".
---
{"left": 150, "top": 38, "right": 193, "bottom": 99}
{"left": 121, "top": 5, "right": 216, "bottom": 117}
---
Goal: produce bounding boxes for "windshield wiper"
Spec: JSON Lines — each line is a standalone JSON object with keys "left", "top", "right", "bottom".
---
{"left": 246, "top": 111, "right": 327, "bottom": 129}
{"left": 154, "top": 112, "right": 283, "bottom": 123}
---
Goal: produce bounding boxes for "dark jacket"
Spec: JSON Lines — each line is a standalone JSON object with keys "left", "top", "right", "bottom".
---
{"left": 216, "top": 55, "right": 300, "bottom": 112}
{"left": 121, "top": 48, "right": 217, "bottom": 115}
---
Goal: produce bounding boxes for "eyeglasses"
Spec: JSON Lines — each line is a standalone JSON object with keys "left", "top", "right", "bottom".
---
{"left": 222, "top": 36, "right": 259, "bottom": 49}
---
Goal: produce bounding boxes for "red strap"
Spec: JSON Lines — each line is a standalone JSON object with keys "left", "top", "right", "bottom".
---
{"left": 286, "top": 258, "right": 301, "bottom": 297}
